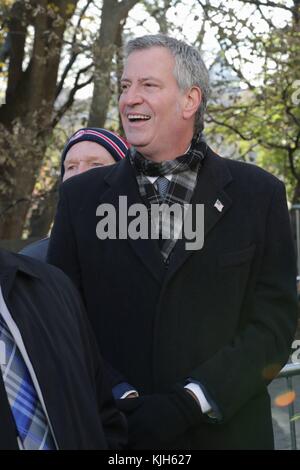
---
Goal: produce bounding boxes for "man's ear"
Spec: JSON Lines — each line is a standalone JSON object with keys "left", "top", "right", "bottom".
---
{"left": 183, "top": 87, "right": 202, "bottom": 120}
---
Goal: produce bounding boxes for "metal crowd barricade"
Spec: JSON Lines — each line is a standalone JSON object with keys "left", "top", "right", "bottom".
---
{"left": 291, "top": 205, "right": 300, "bottom": 276}
{"left": 277, "top": 363, "right": 300, "bottom": 450}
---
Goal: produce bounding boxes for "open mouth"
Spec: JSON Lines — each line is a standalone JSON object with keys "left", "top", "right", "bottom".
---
{"left": 127, "top": 114, "right": 151, "bottom": 122}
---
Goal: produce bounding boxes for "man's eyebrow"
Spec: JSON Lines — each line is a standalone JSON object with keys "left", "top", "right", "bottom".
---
{"left": 140, "top": 77, "right": 161, "bottom": 82}
{"left": 65, "top": 155, "right": 101, "bottom": 162}
{"left": 84, "top": 155, "right": 103, "bottom": 160}
{"left": 120, "top": 77, "right": 162, "bottom": 83}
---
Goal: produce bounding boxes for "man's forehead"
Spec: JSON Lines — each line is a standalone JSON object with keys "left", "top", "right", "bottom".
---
{"left": 121, "top": 48, "right": 175, "bottom": 80}
{"left": 65, "top": 144, "right": 107, "bottom": 160}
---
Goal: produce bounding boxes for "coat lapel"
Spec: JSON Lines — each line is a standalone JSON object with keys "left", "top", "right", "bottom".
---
{"left": 96, "top": 151, "right": 233, "bottom": 284}
{"left": 165, "top": 149, "right": 233, "bottom": 284}
{"left": 97, "top": 159, "right": 165, "bottom": 283}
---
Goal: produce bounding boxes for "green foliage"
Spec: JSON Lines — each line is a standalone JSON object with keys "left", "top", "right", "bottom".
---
{"left": 203, "top": 0, "right": 300, "bottom": 202}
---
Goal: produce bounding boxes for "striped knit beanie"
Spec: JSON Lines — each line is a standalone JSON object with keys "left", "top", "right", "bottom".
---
{"left": 61, "top": 127, "right": 129, "bottom": 178}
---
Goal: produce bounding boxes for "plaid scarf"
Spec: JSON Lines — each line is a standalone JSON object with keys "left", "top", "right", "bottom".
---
{"left": 129, "top": 135, "right": 207, "bottom": 261}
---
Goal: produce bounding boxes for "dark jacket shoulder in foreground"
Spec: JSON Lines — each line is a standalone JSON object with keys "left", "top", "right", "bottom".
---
{"left": 19, "top": 237, "right": 49, "bottom": 262}
{"left": 0, "top": 249, "right": 127, "bottom": 450}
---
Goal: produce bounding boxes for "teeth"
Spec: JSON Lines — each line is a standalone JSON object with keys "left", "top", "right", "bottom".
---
{"left": 127, "top": 114, "right": 150, "bottom": 121}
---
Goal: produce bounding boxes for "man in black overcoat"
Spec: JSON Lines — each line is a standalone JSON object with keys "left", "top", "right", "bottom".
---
{"left": 48, "top": 34, "right": 298, "bottom": 449}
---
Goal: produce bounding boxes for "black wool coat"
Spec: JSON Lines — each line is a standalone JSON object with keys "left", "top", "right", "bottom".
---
{"left": 48, "top": 145, "right": 298, "bottom": 449}
{"left": 0, "top": 249, "right": 127, "bottom": 450}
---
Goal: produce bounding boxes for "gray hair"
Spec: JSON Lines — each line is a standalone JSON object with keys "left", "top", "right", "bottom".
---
{"left": 124, "top": 34, "right": 210, "bottom": 136}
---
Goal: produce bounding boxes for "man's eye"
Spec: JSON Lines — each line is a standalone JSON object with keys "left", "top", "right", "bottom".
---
{"left": 91, "top": 162, "right": 102, "bottom": 167}
{"left": 121, "top": 83, "right": 129, "bottom": 91}
{"left": 66, "top": 165, "right": 76, "bottom": 170}
{"left": 144, "top": 83, "right": 156, "bottom": 88}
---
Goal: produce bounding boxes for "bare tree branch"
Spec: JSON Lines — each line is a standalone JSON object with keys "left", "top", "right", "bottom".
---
{"left": 0, "top": 184, "right": 59, "bottom": 218}
{"left": 232, "top": 0, "right": 294, "bottom": 13}
{"left": 56, "top": 0, "right": 94, "bottom": 98}
{"left": 206, "top": 114, "right": 254, "bottom": 141}
{"left": 197, "top": 0, "right": 257, "bottom": 90}
{"left": 287, "top": 145, "right": 300, "bottom": 182}
{"left": 52, "top": 62, "right": 93, "bottom": 127}
{"left": 257, "top": 5, "right": 275, "bottom": 28}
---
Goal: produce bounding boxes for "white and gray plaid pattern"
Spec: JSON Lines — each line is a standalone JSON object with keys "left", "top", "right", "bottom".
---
{"left": 130, "top": 141, "right": 206, "bottom": 260}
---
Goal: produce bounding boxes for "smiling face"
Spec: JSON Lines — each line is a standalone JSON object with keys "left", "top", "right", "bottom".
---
{"left": 119, "top": 47, "right": 197, "bottom": 162}
{"left": 63, "top": 141, "right": 115, "bottom": 181}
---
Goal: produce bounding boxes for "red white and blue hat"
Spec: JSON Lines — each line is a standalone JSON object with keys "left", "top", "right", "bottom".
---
{"left": 61, "top": 127, "right": 129, "bottom": 178}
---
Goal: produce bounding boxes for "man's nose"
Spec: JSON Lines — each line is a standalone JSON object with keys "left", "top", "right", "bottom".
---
{"left": 78, "top": 162, "right": 89, "bottom": 174}
{"left": 122, "top": 85, "right": 143, "bottom": 106}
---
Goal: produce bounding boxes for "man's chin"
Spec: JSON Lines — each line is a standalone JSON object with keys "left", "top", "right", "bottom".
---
{"left": 124, "top": 129, "right": 150, "bottom": 146}
{"left": 127, "top": 140, "right": 149, "bottom": 150}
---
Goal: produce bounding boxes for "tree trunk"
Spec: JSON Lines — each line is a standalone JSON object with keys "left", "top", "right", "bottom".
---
{"left": 27, "top": 181, "right": 59, "bottom": 238}
{"left": 88, "top": 0, "right": 139, "bottom": 127}
{"left": 292, "top": 179, "right": 300, "bottom": 204}
{"left": 0, "top": 0, "right": 78, "bottom": 239}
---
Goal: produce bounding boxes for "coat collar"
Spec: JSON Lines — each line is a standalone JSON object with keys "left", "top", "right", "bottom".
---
{"left": 0, "top": 249, "right": 41, "bottom": 299}
{"left": 96, "top": 146, "right": 233, "bottom": 284}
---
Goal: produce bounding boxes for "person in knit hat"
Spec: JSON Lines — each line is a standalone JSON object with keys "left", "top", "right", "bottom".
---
{"left": 20, "top": 128, "right": 129, "bottom": 261}
{"left": 61, "top": 127, "right": 129, "bottom": 180}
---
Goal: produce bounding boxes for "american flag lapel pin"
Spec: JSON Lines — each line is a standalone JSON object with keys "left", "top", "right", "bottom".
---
{"left": 214, "top": 199, "right": 224, "bottom": 212}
